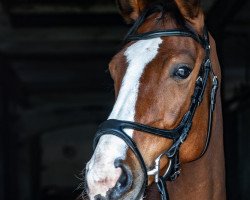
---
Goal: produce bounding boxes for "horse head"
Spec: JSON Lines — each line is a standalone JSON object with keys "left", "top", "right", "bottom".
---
{"left": 85, "top": 0, "right": 223, "bottom": 199}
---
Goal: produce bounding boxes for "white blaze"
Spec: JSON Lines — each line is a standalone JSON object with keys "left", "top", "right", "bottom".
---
{"left": 86, "top": 38, "right": 163, "bottom": 199}
{"left": 109, "top": 37, "right": 163, "bottom": 126}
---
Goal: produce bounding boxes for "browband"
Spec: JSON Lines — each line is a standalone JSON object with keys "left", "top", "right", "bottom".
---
{"left": 126, "top": 29, "right": 207, "bottom": 48}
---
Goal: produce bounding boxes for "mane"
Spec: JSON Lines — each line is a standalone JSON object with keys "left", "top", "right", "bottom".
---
{"left": 125, "top": 1, "right": 189, "bottom": 41}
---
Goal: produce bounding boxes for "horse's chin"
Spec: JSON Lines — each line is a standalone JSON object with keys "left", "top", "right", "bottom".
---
{"left": 87, "top": 169, "right": 144, "bottom": 200}
{"left": 121, "top": 171, "right": 144, "bottom": 200}
{"left": 87, "top": 188, "right": 144, "bottom": 200}
{"left": 121, "top": 177, "right": 143, "bottom": 200}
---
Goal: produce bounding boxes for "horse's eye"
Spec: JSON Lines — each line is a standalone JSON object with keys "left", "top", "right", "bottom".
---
{"left": 174, "top": 65, "right": 191, "bottom": 79}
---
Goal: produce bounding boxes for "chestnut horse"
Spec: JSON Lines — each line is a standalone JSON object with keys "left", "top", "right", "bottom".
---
{"left": 85, "top": 0, "right": 226, "bottom": 199}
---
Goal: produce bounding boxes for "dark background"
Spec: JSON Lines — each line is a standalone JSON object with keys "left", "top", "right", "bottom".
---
{"left": 0, "top": 0, "right": 249, "bottom": 200}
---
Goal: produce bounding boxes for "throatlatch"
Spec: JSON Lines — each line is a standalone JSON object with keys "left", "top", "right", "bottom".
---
{"left": 94, "top": 26, "right": 218, "bottom": 200}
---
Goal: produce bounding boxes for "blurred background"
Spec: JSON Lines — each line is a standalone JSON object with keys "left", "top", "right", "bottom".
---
{"left": 0, "top": 0, "right": 249, "bottom": 200}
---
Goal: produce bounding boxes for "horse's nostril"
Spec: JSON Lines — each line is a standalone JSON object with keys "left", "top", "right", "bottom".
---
{"left": 110, "top": 159, "right": 133, "bottom": 199}
{"left": 94, "top": 194, "right": 106, "bottom": 200}
{"left": 116, "top": 169, "right": 128, "bottom": 190}
{"left": 114, "top": 158, "right": 123, "bottom": 168}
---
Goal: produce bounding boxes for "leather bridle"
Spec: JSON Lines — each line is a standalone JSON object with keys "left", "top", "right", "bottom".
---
{"left": 93, "top": 26, "right": 219, "bottom": 200}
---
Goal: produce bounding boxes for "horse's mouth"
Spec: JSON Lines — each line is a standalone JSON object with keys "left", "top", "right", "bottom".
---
{"left": 88, "top": 162, "right": 134, "bottom": 200}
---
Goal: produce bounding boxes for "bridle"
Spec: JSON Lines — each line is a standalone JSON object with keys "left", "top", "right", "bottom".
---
{"left": 93, "top": 26, "right": 218, "bottom": 200}
{"left": 93, "top": 25, "right": 219, "bottom": 200}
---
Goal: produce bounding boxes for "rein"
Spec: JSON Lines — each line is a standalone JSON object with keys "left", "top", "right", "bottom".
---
{"left": 93, "top": 27, "right": 218, "bottom": 200}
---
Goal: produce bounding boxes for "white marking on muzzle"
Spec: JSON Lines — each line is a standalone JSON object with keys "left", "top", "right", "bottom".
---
{"left": 86, "top": 38, "right": 163, "bottom": 199}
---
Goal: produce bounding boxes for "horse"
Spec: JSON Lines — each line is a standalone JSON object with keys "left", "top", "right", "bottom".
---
{"left": 84, "top": 0, "right": 226, "bottom": 199}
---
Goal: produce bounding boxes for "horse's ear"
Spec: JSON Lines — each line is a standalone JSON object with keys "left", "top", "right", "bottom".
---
{"left": 116, "top": 0, "right": 155, "bottom": 23}
{"left": 174, "top": 0, "right": 204, "bottom": 33}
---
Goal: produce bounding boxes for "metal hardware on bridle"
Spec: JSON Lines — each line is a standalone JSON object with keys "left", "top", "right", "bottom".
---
{"left": 93, "top": 25, "right": 218, "bottom": 200}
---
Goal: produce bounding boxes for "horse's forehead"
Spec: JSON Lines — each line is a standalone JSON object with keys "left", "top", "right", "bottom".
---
{"left": 125, "top": 38, "right": 163, "bottom": 66}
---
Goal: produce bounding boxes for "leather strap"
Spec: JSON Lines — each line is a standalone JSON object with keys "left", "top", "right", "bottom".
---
{"left": 126, "top": 29, "right": 206, "bottom": 48}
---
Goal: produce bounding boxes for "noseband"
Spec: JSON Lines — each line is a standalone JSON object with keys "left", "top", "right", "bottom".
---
{"left": 93, "top": 26, "right": 218, "bottom": 200}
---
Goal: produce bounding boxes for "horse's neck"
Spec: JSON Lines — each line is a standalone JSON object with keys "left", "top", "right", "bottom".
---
{"left": 145, "top": 94, "right": 226, "bottom": 200}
